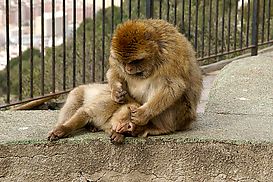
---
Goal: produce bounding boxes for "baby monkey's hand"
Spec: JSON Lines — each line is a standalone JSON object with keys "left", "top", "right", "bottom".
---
{"left": 114, "top": 122, "right": 135, "bottom": 134}
{"left": 111, "top": 83, "right": 127, "bottom": 103}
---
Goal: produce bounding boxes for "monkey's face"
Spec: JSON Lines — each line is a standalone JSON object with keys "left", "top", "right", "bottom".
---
{"left": 111, "top": 20, "right": 160, "bottom": 79}
{"left": 122, "top": 57, "right": 155, "bottom": 79}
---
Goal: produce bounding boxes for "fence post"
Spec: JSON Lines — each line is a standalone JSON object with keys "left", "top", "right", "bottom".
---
{"left": 146, "top": 0, "right": 154, "bottom": 18}
{"left": 251, "top": 0, "right": 259, "bottom": 56}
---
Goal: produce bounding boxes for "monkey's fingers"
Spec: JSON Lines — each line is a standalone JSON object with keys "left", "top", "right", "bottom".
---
{"left": 116, "top": 90, "right": 127, "bottom": 97}
{"left": 116, "top": 122, "right": 135, "bottom": 133}
{"left": 129, "top": 105, "right": 138, "bottom": 112}
{"left": 112, "top": 90, "right": 127, "bottom": 103}
{"left": 110, "top": 132, "right": 125, "bottom": 144}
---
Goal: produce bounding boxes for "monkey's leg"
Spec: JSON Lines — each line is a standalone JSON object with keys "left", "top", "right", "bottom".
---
{"left": 56, "top": 86, "right": 85, "bottom": 127}
{"left": 48, "top": 107, "right": 90, "bottom": 141}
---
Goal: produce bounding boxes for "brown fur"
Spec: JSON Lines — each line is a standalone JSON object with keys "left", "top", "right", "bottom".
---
{"left": 107, "top": 19, "right": 203, "bottom": 137}
{"left": 48, "top": 83, "right": 139, "bottom": 144}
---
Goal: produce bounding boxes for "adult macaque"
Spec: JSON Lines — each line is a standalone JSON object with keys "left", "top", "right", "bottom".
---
{"left": 107, "top": 19, "right": 203, "bottom": 137}
{"left": 48, "top": 84, "right": 139, "bottom": 144}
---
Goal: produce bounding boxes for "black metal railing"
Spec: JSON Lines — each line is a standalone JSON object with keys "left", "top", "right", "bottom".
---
{"left": 0, "top": 0, "right": 272, "bottom": 109}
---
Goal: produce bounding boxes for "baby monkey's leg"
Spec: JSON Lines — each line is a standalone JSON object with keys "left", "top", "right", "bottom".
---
{"left": 48, "top": 107, "right": 90, "bottom": 141}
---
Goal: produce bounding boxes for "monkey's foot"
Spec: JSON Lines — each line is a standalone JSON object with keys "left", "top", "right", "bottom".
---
{"left": 115, "top": 122, "right": 135, "bottom": 133}
{"left": 110, "top": 131, "right": 125, "bottom": 144}
{"left": 111, "top": 84, "right": 127, "bottom": 103}
{"left": 47, "top": 125, "right": 71, "bottom": 141}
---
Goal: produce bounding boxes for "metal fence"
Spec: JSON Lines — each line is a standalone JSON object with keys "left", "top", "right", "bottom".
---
{"left": 0, "top": 0, "right": 272, "bottom": 109}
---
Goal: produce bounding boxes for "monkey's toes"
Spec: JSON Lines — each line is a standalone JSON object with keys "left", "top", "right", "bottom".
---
{"left": 47, "top": 126, "right": 68, "bottom": 141}
{"left": 47, "top": 132, "right": 60, "bottom": 141}
{"left": 110, "top": 132, "right": 125, "bottom": 144}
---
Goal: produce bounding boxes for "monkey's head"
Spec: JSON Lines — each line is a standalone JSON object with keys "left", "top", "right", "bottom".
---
{"left": 111, "top": 20, "right": 162, "bottom": 79}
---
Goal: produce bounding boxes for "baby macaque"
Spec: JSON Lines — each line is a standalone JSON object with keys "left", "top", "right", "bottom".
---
{"left": 48, "top": 83, "right": 139, "bottom": 144}
{"left": 107, "top": 19, "right": 203, "bottom": 137}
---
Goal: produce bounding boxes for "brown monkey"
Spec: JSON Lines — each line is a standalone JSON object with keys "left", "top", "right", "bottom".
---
{"left": 48, "top": 83, "right": 139, "bottom": 144}
{"left": 107, "top": 19, "right": 203, "bottom": 137}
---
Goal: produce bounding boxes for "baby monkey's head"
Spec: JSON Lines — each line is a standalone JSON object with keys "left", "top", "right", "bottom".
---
{"left": 111, "top": 20, "right": 162, "bottom": 79}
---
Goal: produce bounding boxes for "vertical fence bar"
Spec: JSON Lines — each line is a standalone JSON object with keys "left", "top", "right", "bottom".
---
{"left": 5, "top": 0, "right": 10, "bottom": 103}
{"left": 111, "top": 0, "right": 114, "bottom": 35}
{"left": 268, "top": 0, "right": 271, "bottom": 41}
{"left": 208, "top": 0, "right": 212, "bottom": 56}
{"left": 240, "top": 0, "right": 244, "bottom": 49}
{"left": 246, "top": 0, "right": 250, "bottom": 47}
{"left": 82, "top": 0, "right": 86, "bottom": 84}
{"left": 234, "top": 0, "right": 238, "bottom": 50}
{"left": 201, "top": 0, "right": 205, "bottom": 58}
{"left": 261, "top": 0, "right": 266, "bottom": 43}
{"left": 128, "top": 0, "right": 132, "bottom": 19}
{"left": 72, "top": 0, "right": 76, "bottom": 87}
{"left": 30, "top": 0, "right": 34, "bottom": 98}
{"left": 251, "top": 0, "right": 259, "bottom": 56}
{"left": 180, "top": 0, "right": 185, "bottom": 33}
{"left": 52, "top": 0, "right": 56, "bottom": 92}
{"left": 146, "top": 0, "right": 154, "bottom": 18}
{"left": 41, "top": 0, "right": 45, "bottom": 95}
{"left": 215, "top": 0, "right": 219, "bottom": 55}
{"left": 167, "top": 0, "right": 170, "bottom": 21}
{"left": 102, "top": 0, "right": 105, "bottom": 81}
{"left": 92, "top": 0, "right": 96, "bottom": 82}
{"left": 221, "top": 0, "right": 225, "bottom": 53}
{"left": 194, "top": 0, "right": 198, "bottom": 51}
{"left": 137, "top": 0, "right": 140, "bottom": 18}
{"left": 18, "top": 0, "right": 22, "bottom": 100}
{"left": 62, "top": 0, "right": 66, "bottom": 90}
{"left": 159, "top": 0, "right": 162, "bottom": 19}
{"left": 188, "top": 0, "right": 192, "bottom": 39}
{"left": 174, "top": 0, "right": 177, "bottom": 25}
{"left": 227, "top": 0, "right": 231, "bottom": 52}
{"left": 120, "top": 0, "right": 123, "bottom": 22}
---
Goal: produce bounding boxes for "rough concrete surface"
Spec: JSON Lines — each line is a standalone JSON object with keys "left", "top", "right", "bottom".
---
{"left": 206, "top": 54, "right": 273, "bottom": 116}
{"left": 1, "top": 51, "right": 273, "bottom": 181}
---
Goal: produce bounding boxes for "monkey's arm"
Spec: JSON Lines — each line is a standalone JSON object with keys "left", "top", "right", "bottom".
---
{"left": 131, "top": 78, "right": 186, "bottom": 125}
{"left": 106, "top": 60, "right": 128, "bottom": 103}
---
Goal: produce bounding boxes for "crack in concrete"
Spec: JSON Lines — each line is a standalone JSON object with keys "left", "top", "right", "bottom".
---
{"left": 207, "top": 111, "right": 273, "bottom": 117}
{"left": 0, "top": 153, "right": 66, "bottom": 160}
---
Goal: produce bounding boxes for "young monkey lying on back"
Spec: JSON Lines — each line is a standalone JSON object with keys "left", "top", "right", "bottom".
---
{"left": 48, "top": 83, "right": 139, "bottom": 144}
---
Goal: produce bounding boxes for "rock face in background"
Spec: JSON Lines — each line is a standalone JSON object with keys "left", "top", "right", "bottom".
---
{"left": 1, "top": 51, "right": 273, "bottom": 181}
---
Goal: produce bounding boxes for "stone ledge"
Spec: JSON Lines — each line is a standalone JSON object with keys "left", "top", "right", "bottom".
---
{"left": 1, "top": 111, "right": 273, "bottom": 181}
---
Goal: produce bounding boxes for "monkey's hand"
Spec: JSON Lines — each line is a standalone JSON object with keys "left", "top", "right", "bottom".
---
{"left": 110, "top": 131, "right": 125, "bottom": 144}
{"left": 114, "top": 122, "right": 135, "bottom": 133}
{"left": 111, "top": 83, "right": 127, "bottom": 103}
{"left": 130, "top": 105, "right": 151, "bottom": 126}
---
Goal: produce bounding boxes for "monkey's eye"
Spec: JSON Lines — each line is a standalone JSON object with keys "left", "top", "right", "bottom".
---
{"left": 129, "top": 58, "right": 144, "bottom": 65}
